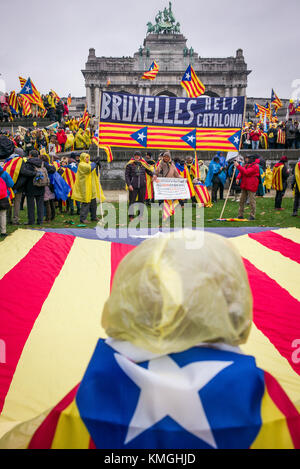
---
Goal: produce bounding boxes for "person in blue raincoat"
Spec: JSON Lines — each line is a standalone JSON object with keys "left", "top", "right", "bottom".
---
{"left": 256, "top": 159, "right": 266, "bottom": 197}
{"left": 215, "top": 152, "right": 227, "bottom": 200}
{"left": 205, "top": 156, "right": 226, "bottom": 203}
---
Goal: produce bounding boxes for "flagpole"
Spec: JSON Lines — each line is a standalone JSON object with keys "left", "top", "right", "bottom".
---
{"left": 97, "top": 90, "right": 103, "bottom": 221}
{"left": 219, "top": 166, "right": 236, "bottom": 220}
{"left": 218, "top": 95, "right": 246, "bottom": 220}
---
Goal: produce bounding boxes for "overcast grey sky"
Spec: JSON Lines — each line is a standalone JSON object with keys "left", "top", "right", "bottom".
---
{"left": 1, "top": 0, "right": 299, "bottom": 99}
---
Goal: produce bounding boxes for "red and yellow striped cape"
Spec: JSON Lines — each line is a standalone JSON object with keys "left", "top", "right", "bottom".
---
{"left": 3, "top": 157, "right": 23, "bottom": 184}
{"left": 277, "top": 129, "right": 286, "bottom": 145}
{"left": 61, "top": 168, "right": 76, "bottom": 197}
{"left": 272, "top": 164, "right": 284, "bottom": 191}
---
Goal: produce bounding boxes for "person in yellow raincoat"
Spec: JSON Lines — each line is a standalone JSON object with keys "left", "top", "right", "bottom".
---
{"left": 64, "top": 130, "right": 75, "bottom": 151}
{"left": 83, "top": 129, "right": 91, "bottom": 149}
{"left": 72, "top": 153, "right": 105, "bottom": 224}
{"left": 265, "top": 164, "right": 273, "bottom": 193}
{"left": 74, "top": 128, "right": 86, "bottom": 150}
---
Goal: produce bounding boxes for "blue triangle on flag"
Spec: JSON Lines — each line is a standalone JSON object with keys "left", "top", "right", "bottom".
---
{"left": 181, "top": 128, "right": 196, "bottom": 149}
{"left": 20, "top": 78, "right": 33, "bottom": 96}
{"left": 130, "top": 127, "right": 148, "bottom": 147}
{"left": 182, "top": 65, "right": 192, "bottom": 82}
{"left": 228, "top": 130, "right": 242, "bottom": 150}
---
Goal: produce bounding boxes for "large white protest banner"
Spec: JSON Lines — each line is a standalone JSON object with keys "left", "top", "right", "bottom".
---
{"left": 153, "top": 178, "right": 191, "bottom": 201}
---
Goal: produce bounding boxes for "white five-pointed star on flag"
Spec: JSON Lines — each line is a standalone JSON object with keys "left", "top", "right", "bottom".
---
{"left": 137, "top": 132, "right": 146, "bottom": 141}
{"left": 25, "top": 86, "right": 31, "bottom": 93}
{"left": 187, "top": 135, "right": 196, "bottom": 142}
{"left": 234, "top": 136, "right": 239, "bottom": 144}
{"left": 184, "top": 73, "right": 190, "bottom": 80}
{"left": 114, "top": 353, "right": 233, "bottom": 448}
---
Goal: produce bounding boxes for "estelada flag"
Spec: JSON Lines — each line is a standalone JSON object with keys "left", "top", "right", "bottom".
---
{"left": 19, "top": 77, "right": 44, "bottom": 110}
{"left": 181, "top": 65, "right": 205, "bottom": 98}
{"left": 141, "top": 61, "right": 159, "bottom": 80}
{"left": 271, "top": 89, "right": 282, "bottom": 109}
{"left": 24, "top": 339, "right": 300, "bottom": 449}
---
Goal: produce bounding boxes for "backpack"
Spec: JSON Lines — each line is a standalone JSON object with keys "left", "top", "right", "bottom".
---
{"left": 33, "top": 162, "right": 50, "bottom": 187}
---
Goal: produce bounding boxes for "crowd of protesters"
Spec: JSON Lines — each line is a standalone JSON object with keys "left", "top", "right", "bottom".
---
{"left": 0, "top": 91, "right": 69, "bottom": 123}
{"left": 242, "top": 118, "right": 300, "bottom": 150}
{"left": 0, "top": 127, "right": 106, "bottom": 237}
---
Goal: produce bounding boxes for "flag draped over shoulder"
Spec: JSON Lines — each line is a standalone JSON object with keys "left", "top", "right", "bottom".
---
{"left": 3, "top": 157, "right": 23, "bottom": 184}
{"left": 61, "top": 167, "right": 77, "bottom": 197}
{"left": 181, "top": 65, "right": 205, "bottom": 98}
{"left": 141, "top": 61, "right": 159, "bottom": 80}
{"left": 25, "top": 340, "right": 300, "bottom": 449}
{"left": 272, "top": 164, "right": 284, "bottom": 191}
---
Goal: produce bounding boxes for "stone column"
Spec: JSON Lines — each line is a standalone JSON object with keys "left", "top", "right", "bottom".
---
{"left": 225, "top": 87, "right": 230, "bottom": 97}
{"left": 86, "top": 85, "right": 92, "bottom": 113}
{"left": 94, "top": 86, "right": 100, "bottom": 118}
{"left": 232, "top": 86, "right": 238, "bottom": 97}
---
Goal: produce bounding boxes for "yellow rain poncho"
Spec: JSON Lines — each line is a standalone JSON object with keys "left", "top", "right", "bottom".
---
{"left": 74, "top": 128, "right": 86, "bottom": 150}
{"left": 102, "top": 231, "right": 253, "bottom": 355}
{"left": 265, "top": 166, "right": 273, "bottom": 190}
{"left": 64, "top": 133, "right": 75, "bottom": 151}
{"left": 83, "top": 130, "right": 91, "bottom": 148}
{"left": 72, "top": 153, "right": 105, "bottom": 203}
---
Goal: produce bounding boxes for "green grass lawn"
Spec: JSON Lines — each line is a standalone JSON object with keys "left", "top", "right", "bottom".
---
{"left": 2, "top": 195, "right": 299, "bottom": 241}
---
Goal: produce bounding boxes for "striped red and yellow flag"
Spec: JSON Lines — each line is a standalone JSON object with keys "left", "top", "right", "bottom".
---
{"left": 272, "top": 164, "right": 284, "bottom": 191}
{"left": 271, "top": 89, "right": 282, "bottom": 109}
{"left": 92, "top": 126, "right": 114, "bottom": 162}
{"left": 20, "top": 96, "right": 32, "bottom": 116}
{"left": 51, "top": 90, "right": 60, "bottom": 103}
{"left": 162, "top": 199, "right": 179, "bottom": 220}
{"left": 194, "top": 183, "right": 212, "bottom": 207}
{"left": 19, "top": 77, "right": 45, "bottom": 109}
{"left": 3, "top": 157, "right": 23, "bottom": 184}
{"left": 78, "top": 106, "right": 90, "bottom": 130}
{"left": 141, "top": 61, "right": 159, "bottom": 80}
{"left": 62, "top": 168, "right": 76, "bottom": 197}
{"left": 8, "top": 92, "right": 19, "bottom": 115}
{"left": 19, "top": 76, "right": 26, "bottom": 88}
{"left": 193, "top": 151, "right": 200, "bottom": 180}
{"left": 181, "top": 65, "right": 205, "bottom": 98}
